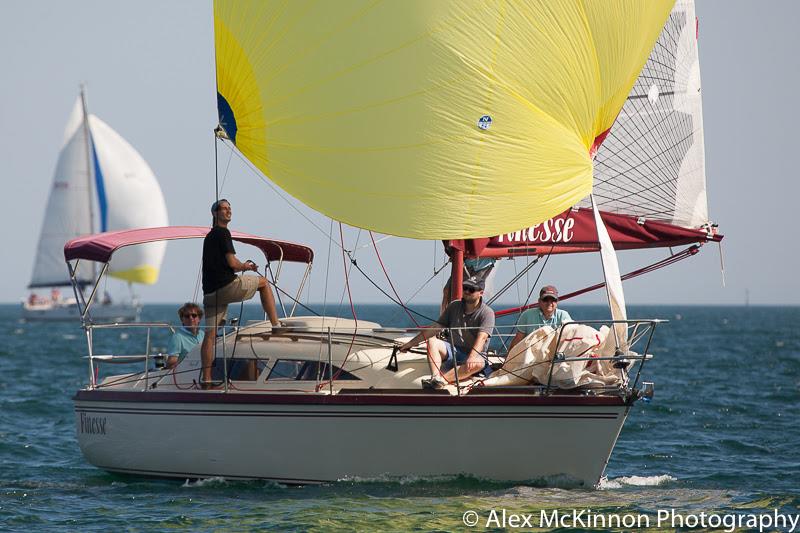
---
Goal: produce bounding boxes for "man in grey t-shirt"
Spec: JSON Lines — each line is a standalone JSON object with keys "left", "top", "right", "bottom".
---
{"left": 400, "top": 275, "right": 495, "bottom": 389}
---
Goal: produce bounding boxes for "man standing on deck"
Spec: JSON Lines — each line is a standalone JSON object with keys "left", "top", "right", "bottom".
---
{"left": 199, "top": 199, "right": 281, "bottom": 388}
{"left": 399, "top": 275, "right": 495, "bottom": 389}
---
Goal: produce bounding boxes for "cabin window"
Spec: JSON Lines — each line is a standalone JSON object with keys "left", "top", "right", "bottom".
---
{"left": 267, "top": 359, "right": 359, "bottom": 381}
{"left": 210, "top": 358, "right": 268, "bottom": 382}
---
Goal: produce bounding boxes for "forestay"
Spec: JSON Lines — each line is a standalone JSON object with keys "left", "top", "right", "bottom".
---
{"left": 214, "top": 0, "right": 674, "bottom": 239}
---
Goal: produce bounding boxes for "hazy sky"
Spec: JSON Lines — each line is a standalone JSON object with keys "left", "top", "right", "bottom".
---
{"left": 1, "top": 1, "right": 797, "bottom": 307}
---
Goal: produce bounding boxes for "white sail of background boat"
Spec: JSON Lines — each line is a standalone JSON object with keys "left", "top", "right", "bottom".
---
{"left": 23, "top": 90, "right": 168, "bottom": 321}
{"left": 71, "top": 0, "right": 721, "bottom": 486}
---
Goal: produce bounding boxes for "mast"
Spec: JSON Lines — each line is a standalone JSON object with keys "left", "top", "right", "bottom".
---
{"left": 79, "top": 85, "right": 97, "bottom": 281}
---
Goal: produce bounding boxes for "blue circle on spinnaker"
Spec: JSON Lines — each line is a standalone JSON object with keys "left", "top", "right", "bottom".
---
{"left": 217, "top": 92, "right": 238, "bottom": 144}
{"left": 477, "top": 115, "right": 492, "bottom": 130}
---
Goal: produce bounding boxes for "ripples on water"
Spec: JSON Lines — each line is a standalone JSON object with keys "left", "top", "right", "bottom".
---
{"left": 1, "top": 304, "right": 798, "bottom": 531}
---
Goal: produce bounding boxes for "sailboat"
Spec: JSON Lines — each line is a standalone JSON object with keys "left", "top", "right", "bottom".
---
{"left": 22, "top": 90, "right": 168, "bottom": 321}
{"left": 70, "top": 0, "right": 721, "bottom": 485}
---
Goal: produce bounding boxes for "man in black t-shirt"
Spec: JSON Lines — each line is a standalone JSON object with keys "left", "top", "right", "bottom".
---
{"left": 199, "top": 199, "right": 281, "bottom": 387}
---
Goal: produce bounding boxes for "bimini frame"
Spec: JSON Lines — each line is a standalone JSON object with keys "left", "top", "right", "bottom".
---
{"left": 63, "top": 226, "right": 315, "bottom": 326}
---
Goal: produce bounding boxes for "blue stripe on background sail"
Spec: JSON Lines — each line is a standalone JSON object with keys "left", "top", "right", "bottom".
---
{"left": 217, "top": 92, "right": 237, "bottom": 144}
{"left": 90, "top": 133, "right": 108, "bottom": 232}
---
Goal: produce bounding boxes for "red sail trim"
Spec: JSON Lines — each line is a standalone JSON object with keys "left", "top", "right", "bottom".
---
{"left": 450, "top": 209, "right": 722, "bottom": 259}
{"left": 589, "top": 127, "right": 612, "bottom": 159}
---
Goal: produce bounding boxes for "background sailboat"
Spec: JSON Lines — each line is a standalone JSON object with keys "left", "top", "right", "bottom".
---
{"left": 23, "top": 90, "right": 168, "bottom": 321}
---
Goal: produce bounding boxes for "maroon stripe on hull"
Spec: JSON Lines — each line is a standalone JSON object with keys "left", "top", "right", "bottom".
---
{"left": 73, "top": 389, "right": 631, "bottom": 407}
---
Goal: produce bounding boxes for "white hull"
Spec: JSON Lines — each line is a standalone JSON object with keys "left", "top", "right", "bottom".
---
{"left": 22, "top": 301, "right": 140, "bottom": 321}
{"left": 74, "top": 390, "right": 630, "bottom": 486}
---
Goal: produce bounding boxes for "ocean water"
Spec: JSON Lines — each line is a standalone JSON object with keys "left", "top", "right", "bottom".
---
{"left": 1, "top": 303, "right": 798, "bottom": 532}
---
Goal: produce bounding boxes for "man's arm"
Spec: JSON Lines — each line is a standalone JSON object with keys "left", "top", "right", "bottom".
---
{"left": 507, "top": 331, "right": 525, "bottom": 353}
{"left": 469, "top": 331, "right": 490, "bottom": 361}
{"left": 399, "top": 326, "right": 442, "bottom": 352}
{"left": 226, "top": 253, "right": 258, "bottom": 272}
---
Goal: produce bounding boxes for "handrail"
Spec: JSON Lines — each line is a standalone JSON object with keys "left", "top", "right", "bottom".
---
{"left": 81, "top": 316, "right": 661, "bottom": 397}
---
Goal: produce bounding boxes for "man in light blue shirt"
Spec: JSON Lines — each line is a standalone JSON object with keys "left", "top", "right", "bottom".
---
{"left": 166, "top": 302, "right": 206, "bottom": 368}
{"left": 507, "top": 285, "right": 572, "bottom": 352}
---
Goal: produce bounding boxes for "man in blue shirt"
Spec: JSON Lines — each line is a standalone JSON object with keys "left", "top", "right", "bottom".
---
{"left": 166, "top": 302, "right": 205, "bottom": 369}
{"left": 507, "top": 285, "right": 572, "bottom": 352}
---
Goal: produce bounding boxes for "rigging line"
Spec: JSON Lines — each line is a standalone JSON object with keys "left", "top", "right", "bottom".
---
{"left": 224, "top": 141, "right": 338, "bottom": 246}
{"left": 318, "top": 218, "right": 335, "bottom": 363}
{"left": 495, "top": 245, "right": 700, "bottom": 317}
{"left": 486, "top": 256, "right": 540, "bottom": 307}
{"left": 271, "top": 281, "right": 321, "bottom": 317}
{"left": 385, "top": 258, "right": 451, "bottom": 327}
{"left": 337, "top": 227, "right": 362, "bottom": 315}
{"left": 316, "top": 223, "right": 359, "bottom": 390}
{"left": 354, "top": 234, "right": 391, "bottom": 251}
{"left": 192, "top": 264, "right": 202, "bottom": 303}
{"left": 214, "top": 132, "right": 219, "bottom": 204}
{"left": 514, "top": 243, "right": 556, "bottom": 327}
{"left": 217, "top": 141, "right": 236, "bottom": 193}
{"left": 345, "top": 244, "right": 438, "bottom": 324}
{"left": 401, "top": 259, "right": 450, "bottom": 305}
{"left": 264, "top": 262, "right": 285, "bottom": 319}
{"left": 369, "top": 231, "right": 420, "bottom": 328}
{"left": 212, "top": 133, "right": 221, "bottom": 367}
{"left": 321, "top": 218, "right": 334, "bottom": 318}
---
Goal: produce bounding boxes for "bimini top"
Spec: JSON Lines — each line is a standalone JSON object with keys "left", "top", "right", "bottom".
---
{"left": 64, "top": 226, "right": 314, "bottom": 264}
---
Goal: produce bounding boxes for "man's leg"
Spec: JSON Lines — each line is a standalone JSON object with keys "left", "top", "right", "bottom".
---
{"left": 200, "top": 327, "right": 216, "bottom": 383}
{"left": 441, "top": 351, "right": 485, "bottom": 384}
{"left": 200, "top": 298, "right": 225, "bottom": 384}
{"left": 257, "top": 277, "right": 280, "bottom": 326}
{"left": 425, "top": 337, "right": 449, "bottom": 376}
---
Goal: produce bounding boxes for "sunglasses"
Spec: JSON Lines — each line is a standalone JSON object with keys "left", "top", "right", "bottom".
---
{"left": 182, "top": 313, "right": 202, "bottom": 318}
{"left": 539, "top": 297, "right": 557, "bottom": 303}
{"left": 462, "top": 286, "right": 481, "bottom": 293}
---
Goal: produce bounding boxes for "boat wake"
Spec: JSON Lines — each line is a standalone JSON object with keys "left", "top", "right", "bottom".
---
{"left": 337, "top": 473, "right": 586, "bottom": 489}
{"left": 598, "top": 474, "right": 677, "bottom": 490}
{"left": 180, "top": 477, "right": 287, "bottom": 490}
{"left": 181, "top": 477, "right": 228, "bottom": 488}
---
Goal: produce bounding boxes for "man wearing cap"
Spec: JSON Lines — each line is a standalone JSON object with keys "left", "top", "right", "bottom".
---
{"left": 199, "top": 199, "right": 281, "bottom": 387}
{"left": 399, "top": 275, "right": 495, "bottom": 389}
{"left": 440, "top": 256, "right": 497, "bottom": 314}
{"left": 507, "top": 285, "right": 573, "bottom": 352}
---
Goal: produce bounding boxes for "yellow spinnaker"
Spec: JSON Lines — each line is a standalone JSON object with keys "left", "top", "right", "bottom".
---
{"left": 214, "top": 0, "right": 673, "bottom": 239}
{"left": 109, "top": 265, "right": 160, "bottom": 285}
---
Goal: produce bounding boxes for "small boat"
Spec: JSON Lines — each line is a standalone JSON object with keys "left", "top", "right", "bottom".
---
{"left": 71, "top": 0, "right": 721, "bottom": 486}
{"left": 23, "top": 89, "right": 167, "bottom": 321}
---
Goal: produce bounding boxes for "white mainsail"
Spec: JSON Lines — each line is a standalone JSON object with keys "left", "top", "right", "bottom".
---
{"left": 28, "top": 94, "right": 168, "bottom": 290}
{"left": 29, "top": 100, "right": 94, "bottom": 287}
{"left": 89, "top": 116, "right": 168, "bottom": 284}
{"left": 588, "top": 0, "right": 709, "bottom": 229}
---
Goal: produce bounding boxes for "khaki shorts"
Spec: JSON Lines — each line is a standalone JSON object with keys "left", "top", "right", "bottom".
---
{"left": 203, "top": 275, "right": 260, "bottom": 328}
